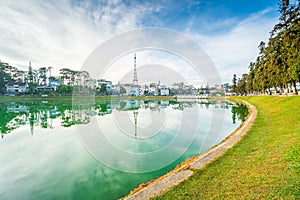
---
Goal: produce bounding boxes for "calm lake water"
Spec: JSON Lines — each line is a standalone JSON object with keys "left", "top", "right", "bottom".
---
{"left": 0, "top": 99, "right": 248, "bottom": 200}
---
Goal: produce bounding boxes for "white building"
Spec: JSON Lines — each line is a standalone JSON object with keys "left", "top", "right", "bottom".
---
{"left": 87, "top": 79, "right": 97, "bottom": 89}
{"left": 160, "top": 85, "right": 170, "bottom": 96}
{"left": 117, "top": 84, "right": 139, "bottom": 96}
{"left": 98, "top": 79, "right": 112, "bottom": 86}
{"left": 97, "top": 79, "right": 114, "bottom": 94}
{"left": 6, "top": 82, "right": 28, "bottom": 93}
{"left": 149, "top": 83, "right": 159, "bottom": 96}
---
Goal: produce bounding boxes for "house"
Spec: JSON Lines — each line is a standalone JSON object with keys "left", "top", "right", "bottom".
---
{"left": 36, "top": 86, "right": 55, "bottom": 92}
{"left": 199, "top": 86, "right": 210, "bottom": 95}
{"left": 49, "top": 80, "right": 61, "bottom": 91}
{"left": 6, "top": 104, "right": 29, "bottom": 113}
{"left": 49, "top": 80, "right": 61, "bottom": 87}
{"left": 87, "top": 79, "right": 97, "bottom": 89}
{"left": 141, "top": 84, "right": 149, "bottom": 95}
{"left": 149, "top": 83, "right": 159, "bottom": 96}
{"left": 5, "top": 82, "right": 28, "bottom": 93}
{"left": 160, "top": 100, "right": 170, "bottom": 108}
{"left": 97, "top": 79, "right": 114, "bottom": 94}
{"left": 113, "top": 83, "right": 140, "bottom": 96}
{"left": 160, "top": 85, "right": 170, "bottom": 96}
{"left": 97, "top": 79, "right": 112, "bottom": 87}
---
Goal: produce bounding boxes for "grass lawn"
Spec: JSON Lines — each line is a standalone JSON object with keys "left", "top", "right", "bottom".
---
{"left": 153, "top": 96, "right": 300, "bottom": 199}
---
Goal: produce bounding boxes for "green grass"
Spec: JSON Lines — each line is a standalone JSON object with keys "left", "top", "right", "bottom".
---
{"left": 153, "top": 96, "right": 300, "bottom": 199}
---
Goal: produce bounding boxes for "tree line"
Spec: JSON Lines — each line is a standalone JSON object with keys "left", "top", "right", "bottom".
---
{"left": 0, "top": 61, "right": 94, "bottom": 95}
{"left": 233, "top": 0, "right": 300, "bottom": 95}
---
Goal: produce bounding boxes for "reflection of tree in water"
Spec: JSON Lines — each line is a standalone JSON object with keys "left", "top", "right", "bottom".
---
{"left": 0, "top": 103, "right": 28, "bottom": 137}
{"left": 0, "top": 100, "right": 244, "bottom": 138}
{"left": 172, "top": 102, "right": 194, "bottom": 110}
{"left": 99, "top": 103, "right": 107, "bottom": 113}
{"left": 61, "top": 108, "right": 75, "bottom": 127}
{"left": 61, "top": 103, "right": 94, "bottom": 127}
{"left": 119, "top": 101, "right": 127, "bottom": 110}
{"left": 115, "top": 100, "right": 140, "bottom": 111}
{"left": 0, "top": 105, "right": 15, "bottom": 136}
{"left": 40, "top": 110, "right": 49, "bottom": 128}
{"left": 133, "top": 110, "right": 138, "bottom": 138}
{"left": 231, "top": 103, "right": 249, "bottom": 124}
{"left": 0, "top": 101, "right": 95, "bottom": 137}
{"left": 28, "top": 105, "right": 38, "bottom": 135}
{"left": 96, "top": 101, "right": 112, "bottom": 115}
{"left": 1, "top": 114, "right": 27, "bottom": 137}
{"left": 220, "top": 102, "right": 230, "bottom": 109}
{"left": 172, "top": 100, "right": 232, "bottom": 110}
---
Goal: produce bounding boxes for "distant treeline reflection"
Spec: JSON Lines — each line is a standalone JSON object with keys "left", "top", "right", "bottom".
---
{"left": 232, "top": 103, "right": 249, "bottom": 124}
{"left": 0, "top": 100, "right": 248, "bottom": 137}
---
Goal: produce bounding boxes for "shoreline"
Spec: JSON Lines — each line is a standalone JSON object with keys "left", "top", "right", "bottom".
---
{"left": 123, "top": 99, "right": 257, "bottom": 200}
{"left": 0, "top": 95, "right": 229, "bottom": 103}
{"left": 0, "top": 95, "right": 175, "bottom": 102}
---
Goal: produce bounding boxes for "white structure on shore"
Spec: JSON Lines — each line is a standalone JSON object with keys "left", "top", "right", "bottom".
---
{"left": 160, "top": 85, "right": 170, "bottom": 96}
{"left": 5, "top": 82, "right": 28, "bottom": 93}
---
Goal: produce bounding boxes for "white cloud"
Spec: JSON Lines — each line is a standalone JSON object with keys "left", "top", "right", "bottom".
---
{"left": 0, "top": 0, "right": 150, "bottom": 74}
{"left": 188, "top": 9, "right": 278, "bottom": 83}
{"left": 0, "top": 1, "right": 278, "bottom": 85}
{"left": 102, "top": 50, "right": 203, "bottom": 86}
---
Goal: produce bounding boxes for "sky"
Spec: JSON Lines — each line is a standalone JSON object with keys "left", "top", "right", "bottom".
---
{"left": 0, "top": 0, "right": 280, "bottom": 86}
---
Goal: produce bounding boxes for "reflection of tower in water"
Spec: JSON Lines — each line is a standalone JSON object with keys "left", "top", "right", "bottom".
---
{"left": 133, "top": 110, "right": 138, "bottom": 139}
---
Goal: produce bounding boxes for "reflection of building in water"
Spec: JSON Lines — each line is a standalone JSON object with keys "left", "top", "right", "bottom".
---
{"left": 6, "top": 104, "right": 29, "bottom": 113}
{"left": 0, "top": 102, "right": 96, "bottom": 137}
{"left": 115, "top": 100, "right": 140, "bottom": 111}
{"left": 133, "top": 110, "right": 138, "bottom": 138}
{"left": 109, "top": 100, "right": 170, "bottom": 111}
{"left": 50, "top": 108, "right": 61, "bottom": 119}
{"left": 172, "top": 101, "right": 194, "bottom": 110}
{"left": 160, "top": 100, "right": 169, "bottom": 108}
{"left": 0, "top": 100, "right": 243, "bottom": 139}
{"left": 64, "top": 102, "right": 95, "bottom": 127}
{"left": 149, "top": 101, "right": 159, "bottom": 111}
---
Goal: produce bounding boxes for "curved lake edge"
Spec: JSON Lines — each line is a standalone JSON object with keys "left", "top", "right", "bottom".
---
{"left": 122, "top": 99, "right": 257, "bottom": 200}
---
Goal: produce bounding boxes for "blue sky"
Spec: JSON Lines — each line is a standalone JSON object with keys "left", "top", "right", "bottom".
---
{"left": 0, "top": 0, "right": 280, "bottom": 84}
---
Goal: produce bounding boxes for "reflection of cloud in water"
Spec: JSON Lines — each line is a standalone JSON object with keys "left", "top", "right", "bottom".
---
{"left": 99, "top": 107, "right": 183, "bottom": 153}
{"left": 0, "top": 100, "right": 246, "bottom": 198}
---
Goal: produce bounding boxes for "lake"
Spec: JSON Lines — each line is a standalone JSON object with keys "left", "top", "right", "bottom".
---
{"left": 0, "top": 99, "right": 248, "bottom": 200}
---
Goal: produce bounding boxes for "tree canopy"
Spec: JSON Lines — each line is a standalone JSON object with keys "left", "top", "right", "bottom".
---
{"left": 234, "top": 0, "right": 300, "bottom": 95}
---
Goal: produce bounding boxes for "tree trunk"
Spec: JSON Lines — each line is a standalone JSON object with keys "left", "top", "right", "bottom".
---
{"left": 292, "top": 80, "right": 298, "bottom": 95}
{"left": 280, "top": 86, "right": 284, "bottom": 95}
{"left": 284, "top": 84, "right": 288, "bottom": 94}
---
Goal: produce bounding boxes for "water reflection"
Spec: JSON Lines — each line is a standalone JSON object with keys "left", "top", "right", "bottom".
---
{"left": 0, "top": 100, "right": 248, "bottom": 138}
{"left": 231, "top": 102, "right": 249, "bottom": 124}
{"left": 0, "top": 99, "right": 248, "bottom": 200}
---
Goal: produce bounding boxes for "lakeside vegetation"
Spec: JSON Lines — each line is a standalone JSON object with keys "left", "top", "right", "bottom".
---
{"left": 233, "top": 0, "right": 300, "bottom": 95}
{"left": 153, "top": 96, "right": 300, "bottom": 199}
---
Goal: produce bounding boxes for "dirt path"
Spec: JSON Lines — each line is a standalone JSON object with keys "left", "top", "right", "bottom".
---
{"left": 123, "top": 100, "right": 257, "bottom": 200}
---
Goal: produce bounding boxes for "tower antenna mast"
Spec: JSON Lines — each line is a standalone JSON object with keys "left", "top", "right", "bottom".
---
{"left": 133, "top": 53, "right": 138, "bottom": 86}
